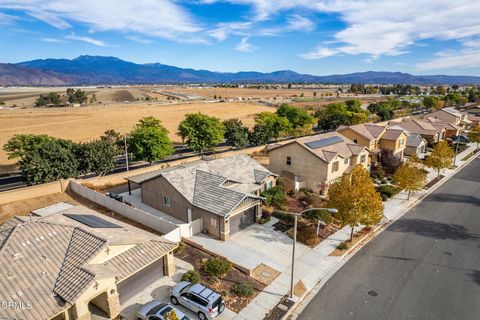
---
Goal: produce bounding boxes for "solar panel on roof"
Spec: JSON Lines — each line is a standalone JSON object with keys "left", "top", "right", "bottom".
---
{"left": 64, "top": 214, "right": 121, "bottom": 228}
{"left": 305, "top": 136, "right": 343, "bottom": 149}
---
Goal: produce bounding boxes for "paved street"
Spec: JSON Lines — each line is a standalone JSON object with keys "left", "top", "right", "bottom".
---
{"left": 298, "top": 157, "right": 480, "bottom": 320}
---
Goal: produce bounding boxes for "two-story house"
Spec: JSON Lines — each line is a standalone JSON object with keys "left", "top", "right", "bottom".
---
{"left": 423, "top": 117, "right": 461, "bottom": 138}
{"left": 126, "top": 154, "right": 277, "bottom": 241}
{"left": 268, "top": 132, "right": 368, "bottom": 195}
{"left": 427, "top": 107, "right": 471, "bottom": 128}
{"left": 390, "top": 118, "right": 446, "bottom": 143}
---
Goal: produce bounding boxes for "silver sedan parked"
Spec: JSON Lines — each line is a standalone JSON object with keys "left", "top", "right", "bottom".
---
{"left": 137, "top": 300, "right": 191, "bottom": 320}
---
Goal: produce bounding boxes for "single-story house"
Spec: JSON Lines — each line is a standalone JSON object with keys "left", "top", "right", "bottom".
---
{"left": 268, "top": 132, "right": 368, "bottom": 195}
{"left": 126, "top": 154, "right": 277, "bottom": 241}
{"left": 0, "top": 205, "right": 177, "bottom": 320}
{"left": 405, "top": 133, "right": 428, "bottom": 159}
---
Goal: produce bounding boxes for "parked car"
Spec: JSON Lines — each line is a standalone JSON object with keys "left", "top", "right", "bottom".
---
{"left": 105, "top": 192, "right": 123, "bottom": 202}
{"left": 137, "top": 300, "right": 191, "bottom": 320}
{"left": 170, "top": 282, "right": 225, "bottom": 320}
{"left": 450, "top": 135, "right": 469, "bottom": 144}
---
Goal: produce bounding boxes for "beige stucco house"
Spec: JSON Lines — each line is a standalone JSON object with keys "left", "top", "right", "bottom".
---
{"left": 390, "top": 118, "right": 445, "bottom": 143}
{"left": 337, "top": 123, "right": 408, "bottom": 162}
{"left": 0, "top": 205, "right": 177, "bottom": 320}
{"left": 405, "top": 133, "right": 427, "bottom": 159}
{"left": 126, "top": 154, "right": 276, "bottom": 241}
{"left": 427, "top": 107, "right": 471, "bottom": 128}
{"left": 423, "top": 117, "right": 461, "bottom": 138}
{"left": 268, "top": 132, "right": 368, "bottom": 195}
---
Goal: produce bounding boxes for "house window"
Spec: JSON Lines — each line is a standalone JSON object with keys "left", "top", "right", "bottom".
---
{"left": 163, "top": 195, "right": 171, "bottom": 207}
{"left": 353, "top": 139, "right": 358, "bottom": 143}
{"left": 344, "top": 158, "right": 349, "bottom": 165}
{"left": 399, "top": 138, "right": 405, "bottom": 147}
{"left": 360, "top": 155, "right": 366, "bottom": 163}
{"left": 264, "top": 180, "right": 273, "bottom": 191}
{"left": 286, "top": 156, "right": 292, "bottom": 165}
{"left": 332, "top": 161, "right": 339, "bottom": 173}
{"left": 186, "top": 208, "right": 192, "bottom": 223}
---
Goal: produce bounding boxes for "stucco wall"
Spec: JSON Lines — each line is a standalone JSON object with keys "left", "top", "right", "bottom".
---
{"left": 337, "top": 128, "right": 373, "bottom": 149}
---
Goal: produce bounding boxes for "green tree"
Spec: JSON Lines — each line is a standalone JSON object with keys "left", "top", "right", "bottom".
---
{"left": 249, "top": 123, "right": 274, "bottom": 146}
{"left": 223, "top": 118, "right": 249, "bottom": 149}
{"left": 276, "top": 104, "right": 314, "bottom": 130}
{"left": 19, "top": 138, "right": 79, "bottom": 185}
{"left": 178, "top": 113, "right": 225, "bottom": 154}
{"left": 100, "top": 129, "right": 123, "bottom": 154}
{"left": 77, "top": 140, "right": 116, "bottom": 176}
{"left": 468, "top": 125, "right": 480, "bottom": 150}
{"left": 393, "top": 160, "right": 427, "bottom": 200}
{"left": 0, "top": 101, "right": 5, "bottom": 106}
{"left": 315, "top": 103, "right": 368, "bottom": 131}
{"left": 66, "top": 88, "right": 88, "bottom": 104}
{"left": 425, "top": 140, "right": 455, "bottom": 177}
{"left": 422, "top": 96, "right": 438, "bottom": 110}
{"left": 328, "top": 165, "right": 384, "bottom": 241}
{"left": 255, "top": 112, "right": 292, "bottom": 139}
{"left": 3, "top": 134, "right": 52, "bottom": 159}
{"left": 368, "top": 101, "right": 395, "bottom": 121}
{"left": 35, "top": 92, "right": 63, "bottom": 106}
{"left": 129, "top": 116, "right": 174, "bottom": 163}
{"left": 345, "top": 99, "right": 362, "bottom": 112}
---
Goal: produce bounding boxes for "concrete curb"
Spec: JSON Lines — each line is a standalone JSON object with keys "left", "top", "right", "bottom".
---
{"left": 284, "top": 151, "right": 480, "bottom": 320}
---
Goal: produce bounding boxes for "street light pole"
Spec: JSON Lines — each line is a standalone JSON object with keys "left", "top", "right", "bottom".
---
{"left": 453, "top": 129, "right": 464, "bottom": 166}
{"left": 124, "top": 135, "right": 129, "bottom": 172}
{"left": 290, "top": 207, "right": 338, "bottom": 299}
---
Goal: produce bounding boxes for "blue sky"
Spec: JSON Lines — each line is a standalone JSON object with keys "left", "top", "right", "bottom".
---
{"left": 1, "top": 0, "right": 480, "bottom": 76}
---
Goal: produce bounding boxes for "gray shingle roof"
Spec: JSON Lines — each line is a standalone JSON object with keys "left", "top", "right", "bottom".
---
{"left": 129, "top": 154, "right": 274, "bottom": 217}
{"left": 192, "top": 170, "right": 247, "bottom": 216}
{"left": 407, "top": 134, "right": 426, "bottom": 147}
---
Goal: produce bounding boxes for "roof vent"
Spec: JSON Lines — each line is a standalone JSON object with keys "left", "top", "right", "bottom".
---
{"left": 41, "top": 271, "right": 49, "bottom": 277}
{"left": 20, "top": 242, "right": 27, "bottom": 247}
{"left": 7, "top": 272, "right": 15, "bottom": 280}
{"left": 48, "top": 232, "right": 54, "bottom": 237}
{"left": 12, "top": 253, "right": 21, "bottom": 259}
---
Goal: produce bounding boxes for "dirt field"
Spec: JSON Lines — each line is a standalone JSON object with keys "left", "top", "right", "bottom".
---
{"left": 0, "top": 101, "right": 275, "bottom": 164}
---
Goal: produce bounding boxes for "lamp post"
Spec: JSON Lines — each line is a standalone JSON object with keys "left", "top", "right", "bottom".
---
{"left": 290, "top": 207, "right": 338, "bottom": 299}
{"left": 123, "top": 134, "right": 129, "bottom": 172}
{"left": 453, "top": 129, "right": 464, "bottom": 167}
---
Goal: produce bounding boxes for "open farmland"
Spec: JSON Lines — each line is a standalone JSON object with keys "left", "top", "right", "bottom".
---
{"left": 0, "top": 101, "right": 275, "bottom": 164}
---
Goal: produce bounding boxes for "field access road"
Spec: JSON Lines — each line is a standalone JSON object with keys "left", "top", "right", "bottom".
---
{"left": 298, "top": 157, "right": 480, "bottom": 320}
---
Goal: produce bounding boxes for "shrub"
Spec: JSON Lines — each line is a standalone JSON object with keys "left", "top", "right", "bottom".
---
{"left": 174, "top": 241, "right": 186, "bottom": 254}
{"left": 261, "top": 211, "right": 272, "bottom": 220}
{"left": 259, "top": 217, "right": 269, "bottom": 224}
{"left": 296, "top": 222, "right": 320, "bottom": 247}
{"left": 203, "top": 257, "right": 232, "bottom": 277}
{"left": 181, "top": 270, "right": 200, "bottom": 284}
{"left": 261, "top": 186, "right": 287, "bottom": 209}
{"left": 336, "top": 242, "right": 349, "bottom": 251}
{"left": 273, "top": 210, "right": 295, "bottom": 223}
{"left": 378, "top": 185, "right": 401, "bottom": 200}
{"left": 233, "top": 282, "right": 254, "bottom": 297}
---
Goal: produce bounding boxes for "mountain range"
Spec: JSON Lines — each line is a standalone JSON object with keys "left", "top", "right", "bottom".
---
{"left": 1, "top": 55, "right": 480, "bottom": 85}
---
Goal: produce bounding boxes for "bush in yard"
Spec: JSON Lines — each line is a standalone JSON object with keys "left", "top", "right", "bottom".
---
{"left": 203, "top": 257, "right": 232, "bottom": 277}
{"left": 182, "top": 270, "right": 201, "bottom": 284}
{"left": 378, "top": 185, "right": 402, "bottom": 201}
{"left": 296, "top": 222, "right": 320, "bottom": 247}
{"left": 233, "top": 282, "right": 254, "bottom": 297}
{"left": 261, "top": 186, "right": 287, "bottom": 209}
{"left": 337, "top": 242, "right": 349, "bottom": 250}
{"left": 273, "top": 210, "right": 295, "bottom": 223}
{"left": 174, "top": 241, "right": 186, "bottom": 254}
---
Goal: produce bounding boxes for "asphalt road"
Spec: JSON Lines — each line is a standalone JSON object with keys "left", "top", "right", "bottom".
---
{"left": 298, "top": 157, "right": 480, "bottom": 320}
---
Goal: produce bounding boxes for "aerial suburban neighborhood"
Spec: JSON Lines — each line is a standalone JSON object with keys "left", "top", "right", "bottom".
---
{"left": 1, "top": 1, "right": 480, "bottom": 320}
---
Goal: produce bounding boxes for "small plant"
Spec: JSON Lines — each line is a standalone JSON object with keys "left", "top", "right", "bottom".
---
{"left": 182, "top": 270, "right": 200, "bottom": 284}
{"left": 336, "top": 242, "right": 349, "bottom": 251}
{"left": 203, "top": 257, "right": 232, "bottom": 277}
{"left": 174, "top": 241, "right": 186, "bottom": 254}
{"left": 233, "top": 282, "right": 254, "bottom": 297}
{"left": 261, "top": 186, "right": 287, "bottom": 209}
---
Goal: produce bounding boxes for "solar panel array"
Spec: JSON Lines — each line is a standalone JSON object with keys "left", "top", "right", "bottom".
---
{"left": 305, "top": 136, "right": 343, "bottom": 149}
{"left": 64, "top": 214, "right": 122, "bottom": 228}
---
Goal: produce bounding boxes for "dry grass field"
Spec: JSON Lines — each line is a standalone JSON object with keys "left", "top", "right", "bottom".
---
{"left": 166, "top": 86, "right": 336, "bottom": 99}
{"left": 0, "top": 101, "right": 275, "bottom": 164}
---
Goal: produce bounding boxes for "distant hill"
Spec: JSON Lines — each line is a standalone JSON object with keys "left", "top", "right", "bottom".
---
{"left": 1, "top": 55, "right": 479, "bottom": 85}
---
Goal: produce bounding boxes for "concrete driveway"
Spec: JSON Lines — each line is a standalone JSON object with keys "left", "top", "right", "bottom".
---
{"left": 189, "top": 218, "right": 310, "bottom": 273}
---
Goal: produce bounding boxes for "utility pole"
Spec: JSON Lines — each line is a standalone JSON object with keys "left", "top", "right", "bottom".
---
{"left": 124, "top": 135, "right": 129, "bottom": 172}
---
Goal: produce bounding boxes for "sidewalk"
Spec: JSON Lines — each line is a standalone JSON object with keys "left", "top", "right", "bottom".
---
{"left": 231, "top": 143, "right": 479, "bottom": 320}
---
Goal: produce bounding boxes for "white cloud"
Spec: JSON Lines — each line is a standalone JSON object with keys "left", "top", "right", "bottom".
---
{"left": 235, "top": 37, "right": 257, "bottom": 52}
{"left": 65, "top": 33, "right": 107, "bottom": 46}
{"left": 41, "top": 37, "right": 65, "bottom": 43}
{"left": 298, "top": 47, "right": 337, "bottom": 59}
{"left": 417, "top": 48, "right": 480, "bottom": 71}
{"left": 0, "top": 11, "right": 17, "bottom": 25}
{"left": 285, "top": 14, "right": 314, "bottom": 32}
{"left": 208, "top": 21, "right": 252, "bottom": 41}
{"left": 0, "top": 0, "right": 202, "bottom": 41}
{"left": 126, "top": 35, "right": 154, "bottom": 44}
{"left": 206, "top": 0, "right": 480, "bottom": 59}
